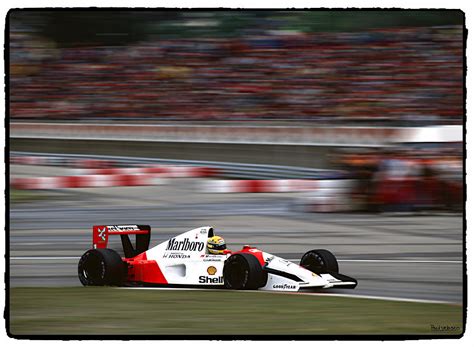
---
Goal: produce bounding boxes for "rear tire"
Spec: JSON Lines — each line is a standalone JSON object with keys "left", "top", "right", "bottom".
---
{"left": 223, "top": 253, "right": 267, "bottom": 290}
{"left": 300, "top": 249, "right": 339, "bottom": 274}
{"left": 78, "top": 248, "right": 125, "bottom": 286}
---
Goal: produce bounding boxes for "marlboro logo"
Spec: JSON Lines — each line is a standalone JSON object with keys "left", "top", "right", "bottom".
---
{"left": 166, "top": 238, "right": 205, "bottom": 252}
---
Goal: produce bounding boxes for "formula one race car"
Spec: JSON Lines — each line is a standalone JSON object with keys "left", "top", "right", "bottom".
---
{"left": 78, "top": 225, "right": 357, "bottom": 291}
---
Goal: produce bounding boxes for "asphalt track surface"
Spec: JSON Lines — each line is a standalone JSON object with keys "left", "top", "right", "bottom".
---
{"left": 9, "top": 165, "right": 464, "bottom": 304}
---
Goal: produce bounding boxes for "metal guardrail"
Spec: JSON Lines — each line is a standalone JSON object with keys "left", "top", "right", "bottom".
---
{"left": 10, "top": 151, "right": 348, "bottom": 180}
{"left": 9, "top": 122, "right": 408, "bottom": 147}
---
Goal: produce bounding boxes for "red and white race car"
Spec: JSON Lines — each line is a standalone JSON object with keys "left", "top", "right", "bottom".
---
{"left": 78, "top": 225, "right": 357, "bottom": 291}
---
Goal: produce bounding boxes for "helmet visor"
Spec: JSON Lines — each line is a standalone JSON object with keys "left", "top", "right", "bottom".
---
{"left": 209, "top": 243, "right": 227, "bottom": 251}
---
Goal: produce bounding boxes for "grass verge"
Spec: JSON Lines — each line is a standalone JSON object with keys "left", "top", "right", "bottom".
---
{"left": 9, "top": 189, "right": 48, "bottom": 204}
{"left": 8, "top": 287, "right": 463, "bottom": 336}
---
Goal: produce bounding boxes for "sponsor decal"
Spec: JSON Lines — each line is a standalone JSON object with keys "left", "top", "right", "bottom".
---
{"left": 207, "top": 266, "right": 217, "bottom": 275}
{"left": 107, "top": 225, "right": 140, "bottom": 232}
{"left": 199, "top": 275, "right": 224, "bottom": 284}
{"left": 166, "top": 238, "right": 205, "bottom": 252}
{"left": 200, "top": 228, "right": 207, "bottom": 234}
{"left": 272, "top": 283, "right": 297, "bottom": 290}
{"left": 163, "top": 253, "right": 190, "bottom": 259}
{"left": 98, "top": 227, "right": 107, "bottom": 241}
{"left": 202, "top": 254, "right": 225, "bottom": 261}
{"left": 278, "top": 258, "right": 292, "bottom": 266}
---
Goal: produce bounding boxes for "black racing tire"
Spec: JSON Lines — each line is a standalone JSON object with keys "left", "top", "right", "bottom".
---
{"left": 78, "top": 248, "right": 126, "bottom": 286}
{"left": 300, "top": 249, "right": 339, "bottom": 274}
{"left": 223, "top": 253, "right": 267, "bottom": 290}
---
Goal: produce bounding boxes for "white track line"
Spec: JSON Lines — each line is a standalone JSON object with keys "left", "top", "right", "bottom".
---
{"left": 287, "top": 259, "right": 462, "bottom": 264}
{"left": 118, "top": 287, "right": 460, "bottom": 305}
{"left": 9, "top": 256, "right": 461, "bottom": 304}
{"left": 270, "top": 291, "right": 461, "bottom": 305}
{"left": 10, "top": 256, "right": 462, "bottom": 264}
{"left": 11, "top": 256, "right": 80, "bottom": 260}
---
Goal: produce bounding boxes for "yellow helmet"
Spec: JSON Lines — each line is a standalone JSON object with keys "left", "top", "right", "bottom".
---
{"left": 207, "top": 235, "right": 227, "bottom": 255}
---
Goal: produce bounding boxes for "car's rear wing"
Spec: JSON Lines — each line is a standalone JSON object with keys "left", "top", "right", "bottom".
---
{"left": 92, "top": 225, "right": 151, "bottom": 258}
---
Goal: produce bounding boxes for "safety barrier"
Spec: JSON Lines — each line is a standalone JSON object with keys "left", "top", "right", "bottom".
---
{"left": 10, "top": 122, "right": 408, "bottom": 146}
{"left": 10, "top": 152, "right": 355, "bottom": 211}
{"left": 10, "top": 155, "right": 117, "bottom": 169}
{"left": 10, "top": 152, "right": 345, "bottom": 180}
{"left": 11, "top": 174, "right": 166, "bottom": 190}
{"left": 200, "top": 179, "right": 353, "bottom": 193}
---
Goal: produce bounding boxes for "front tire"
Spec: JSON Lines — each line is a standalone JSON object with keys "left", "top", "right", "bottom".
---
{"left": 78, "top": 248, "right": 126, "bottom": 286}
{"left": 223, "top": 253, "right": 267, "bottom": 290}
{"left": 300, "top": 249, "right": 339, "bottom": 274}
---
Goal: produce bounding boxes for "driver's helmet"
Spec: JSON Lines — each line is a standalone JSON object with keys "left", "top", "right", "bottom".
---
{"left": 207, "top": 235, "right": 227, "bottom": 255}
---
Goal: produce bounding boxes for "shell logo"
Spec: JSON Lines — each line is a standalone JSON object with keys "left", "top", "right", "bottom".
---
{"left": 207, "top": 266, "right": 217, "bottom": 275}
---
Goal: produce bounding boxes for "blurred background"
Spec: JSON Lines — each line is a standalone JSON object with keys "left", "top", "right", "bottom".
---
{"left": 8, "top": 9, "right": 464, "bottom": 334}
{"left": 10, "top": 10, "right": 463, "bottom": 124}
{"left": 9, "top": 9, "right": 464, "bottom": 213}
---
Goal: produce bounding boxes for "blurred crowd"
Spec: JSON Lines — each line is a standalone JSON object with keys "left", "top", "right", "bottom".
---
{"left": 334, "top": 145, "right": 463, "bottom": 212}
{"left": 10, "top": 25, "right": 463, "bottom": 125}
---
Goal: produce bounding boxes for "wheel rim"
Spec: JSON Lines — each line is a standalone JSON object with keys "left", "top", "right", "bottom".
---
{"left": 225, "top": 259, "right": 248, "bottom": 289}
{"left": 79, "top": 252, "right": 106, "bottom": 285}
{"left": 303, "top": 253, "right": 325, "bottom": 272}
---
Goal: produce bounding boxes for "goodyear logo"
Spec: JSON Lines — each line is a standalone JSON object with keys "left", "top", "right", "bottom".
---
{"left": 272, "top": 284, "right": 297, "bottom": 290}
{"left": 207, "top": 266, "right": 217, "bottom": 275}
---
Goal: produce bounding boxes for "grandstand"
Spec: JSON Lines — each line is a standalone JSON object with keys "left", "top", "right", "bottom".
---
{"left": 9, "top": 11, "right": 464, "bottom": 125}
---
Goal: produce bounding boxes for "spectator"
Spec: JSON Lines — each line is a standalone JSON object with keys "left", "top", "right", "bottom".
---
{"left": 9, "top": 25, "right": 463, "bottom": 125}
